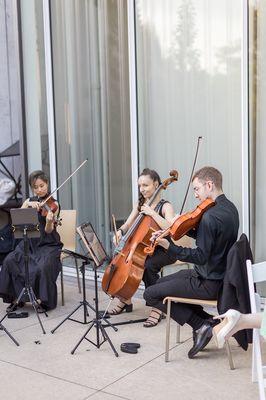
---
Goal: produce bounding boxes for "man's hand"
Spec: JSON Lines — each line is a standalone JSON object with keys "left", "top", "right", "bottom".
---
{"left": 150, "top": 230, "right": 170, "bottom": 250}
{"left": 155, "top": 237, "right": 170, "bottom": 250}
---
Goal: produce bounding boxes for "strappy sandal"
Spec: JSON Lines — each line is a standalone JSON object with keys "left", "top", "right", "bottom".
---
{"left": 36, "top": 303, "right": 49, "bottom": 314}
{"left": 108, "top": 301, "right": 133, "bottom": 315}
{"left": 6, "top": 301, "right": 24, "bottom": 313}
{"left": 143, "top": 309, "right": 163, "bottom": 328}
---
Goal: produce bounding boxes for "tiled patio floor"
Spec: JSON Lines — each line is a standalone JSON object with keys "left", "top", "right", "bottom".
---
{"left": 0, "top": 276, "right": 259, "bottom": 400}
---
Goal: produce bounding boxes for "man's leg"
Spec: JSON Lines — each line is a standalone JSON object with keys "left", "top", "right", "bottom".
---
{"left": 144, "top": 269, "right": 205, "bottom": 324}
{"left": 144, "top": 269, "right": 221, "bottom": 358}
{"left": 142, "top": 247, "right": 176, "bottom": 288}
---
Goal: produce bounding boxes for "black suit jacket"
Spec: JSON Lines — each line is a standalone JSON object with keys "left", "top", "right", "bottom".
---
{"left": 217, "top": 233, "right": 253, "bottom": 350}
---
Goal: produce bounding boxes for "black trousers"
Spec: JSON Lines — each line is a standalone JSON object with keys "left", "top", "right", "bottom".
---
{"left": 143, "top": 269, "right": 222, "bottom": 325}
{"left": 143, "top": 247, "right": 177, "bottom": 288}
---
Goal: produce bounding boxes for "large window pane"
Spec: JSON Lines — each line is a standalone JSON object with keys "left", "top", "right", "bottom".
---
{"left": 135, "top": 0, "right": 243, "bottom": 222}
{"left": 20, "top": 0, "right": 49, "bottom": 177}
{"left": 51, "top": 0, "right": 131, "bottom": 250}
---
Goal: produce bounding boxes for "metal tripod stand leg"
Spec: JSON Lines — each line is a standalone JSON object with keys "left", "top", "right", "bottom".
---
{"left": 0, "top": 323, "right": 19, "bottom": 346}
{"left": 51, "top": 260, "right": 115, "bottom": 333}
{"left": 0, "top": 285, "right": 47, "bottom": 334}
{"left": 51, "top": 260, "right": 94, "bottom": 333}
{"left": 70, "top": 318, "right": 118, "bottom": 357}
{"left": 51, "top": 301, "right": 90, "bottom": 333}
{"left": 71, "top": 321, "right": 94, "bottom": 354}
{"left": 70, "top": 266, "right": 119, "bottom": 357}
{"left": 99, "top": 323, "right": 119, "bottom": 357}
{"left": 28, "top": 287, "right": 47, "bottom": 334}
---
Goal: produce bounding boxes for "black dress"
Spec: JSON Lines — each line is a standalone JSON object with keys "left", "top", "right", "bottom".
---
{"left": 0, "top": 197, "right": 63, "bottom": 310}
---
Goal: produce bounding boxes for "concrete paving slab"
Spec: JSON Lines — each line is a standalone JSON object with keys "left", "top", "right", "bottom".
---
{"left": 102, "top": 340, "right": 258, "bottom": 400}
{"left": 0, "top": 278, "right": 259, "bottom": 400}
{"left": 0, "top": 304, "right": 185, "bottom": 390}
{"left": 0, "top": 360, "right": 95, "bottom": 400}
{"left": 87, "top": 391, "right": 130, "bottom": 400}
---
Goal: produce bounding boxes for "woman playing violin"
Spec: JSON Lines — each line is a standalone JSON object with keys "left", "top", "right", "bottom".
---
{"left": 109, "top": 168, "right": 176, "bottom": 327}
{"left": 0, "top": 170, "right": 63, "bottom": 312}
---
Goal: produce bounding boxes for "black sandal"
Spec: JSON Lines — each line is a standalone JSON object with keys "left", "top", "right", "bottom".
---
{"left": 6, "top": 303, "right": 18, "bottom": 313}
{"left": 36, "top": 303, "right": 49, "bottom": 313}
{"left": 108, "top": 301, "right": 133, "bottom": 315}
{"left": 143, "top": 310, "right": 163, "bottom": 328}
{"left": 6, "top": 301, "right": 25, "bottom": 313}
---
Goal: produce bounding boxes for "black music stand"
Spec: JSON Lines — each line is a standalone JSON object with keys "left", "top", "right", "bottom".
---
{"left": 51, "top": 251, "right": 96, "bottom": 331}
{"left": 70, "top": 223, "right": 118, "bottom": 356}
{"left": 0, "top": 208, "right": 48, "bottom": 334}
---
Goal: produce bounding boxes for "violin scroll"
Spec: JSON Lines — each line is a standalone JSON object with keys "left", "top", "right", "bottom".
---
{"left": 161, "top": 170, "right": 179, "bottom": 189}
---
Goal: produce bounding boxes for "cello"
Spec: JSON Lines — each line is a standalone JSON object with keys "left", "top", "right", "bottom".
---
{"left": 101, "top": 170, "right": 178, "bottom": 300}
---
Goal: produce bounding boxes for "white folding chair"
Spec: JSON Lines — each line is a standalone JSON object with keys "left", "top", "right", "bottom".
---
{"left": 246, "top": 259, "right": 266, "bottom": 400}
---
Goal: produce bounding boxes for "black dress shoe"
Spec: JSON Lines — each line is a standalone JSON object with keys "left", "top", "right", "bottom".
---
{"left": 206, "top": 317, "right": 220, "bottom": 327}
{"left": 188, "top": 321, "right": 213, "bottom": 359}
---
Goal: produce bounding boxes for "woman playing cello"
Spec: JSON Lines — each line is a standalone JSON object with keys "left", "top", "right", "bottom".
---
{"left": 0, "top": 170, "right": 63, "bottom": 312}
{"left": 108, "top": 168, "right": 177, "bottom": 327}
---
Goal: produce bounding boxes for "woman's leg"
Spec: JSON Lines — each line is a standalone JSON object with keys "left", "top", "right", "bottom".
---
{"left": 225, "top": 312, "right": 263, "bottom": 338}
{"left": 143, "top": 248, "right": 177, "bottom": 326}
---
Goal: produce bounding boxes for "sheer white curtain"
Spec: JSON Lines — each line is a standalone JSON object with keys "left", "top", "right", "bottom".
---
{"left": 135, "top": 0, "right": 243, "bottom": 221}
{"left": 0, "top": 0, "right": 21, "bottom": 178}
{"left": 51, "top": 0, "right": 131, "bottom": 249}
{"left": 51, "top": 0, "right": 107, "bottom": 240}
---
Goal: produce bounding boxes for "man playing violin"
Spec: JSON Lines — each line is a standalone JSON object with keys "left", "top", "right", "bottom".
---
{"left": 144, "top": 166, "right": 239, "bottom": 358}
{"left": 0, "top": 170, "right": 63, "bottom": 312}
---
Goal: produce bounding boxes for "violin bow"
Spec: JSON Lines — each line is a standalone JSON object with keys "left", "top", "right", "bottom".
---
{"left": 112, "top": 214, "right": 118, "bottom": 246}
{"left": 41, "top": 159, "right": 88, "bottom": 206}
{"left": 179, "top": 136, "right": 202, "bottom": 214}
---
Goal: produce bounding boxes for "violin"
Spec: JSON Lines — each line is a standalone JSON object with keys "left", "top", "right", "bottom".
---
{"left": 39, "top": 196, "right": 58, "bottom": 217}
{"left": 101, "top": 170, "right": 178, "bottom": 300}
{"left": 144, "top": 198, "right": 215, "bottom": 256}
{"left": 35, "top": 159, "right": 88, "bottom": 224}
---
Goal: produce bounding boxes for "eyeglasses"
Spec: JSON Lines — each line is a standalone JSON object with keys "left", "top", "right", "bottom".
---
{"left": 193, "top": 181, "right": 213, "bottom": 193}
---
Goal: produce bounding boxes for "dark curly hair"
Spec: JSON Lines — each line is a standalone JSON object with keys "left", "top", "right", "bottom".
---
{"left": 138, "top": 168, "right": 161, "bottom": 212}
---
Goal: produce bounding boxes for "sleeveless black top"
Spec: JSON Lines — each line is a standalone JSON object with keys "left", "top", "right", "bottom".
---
{"left": 154, "top": 199, "right": 170, "bottom": 217}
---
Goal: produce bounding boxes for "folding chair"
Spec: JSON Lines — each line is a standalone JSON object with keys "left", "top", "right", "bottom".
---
{"left": 163, "top": 296, "right": 234, "bottom": 369}
{"left": 57, "top": 210, "right": 81, "bottom": 305}
{"left": 246, "top": 259, "right": 266, "bottom": 400}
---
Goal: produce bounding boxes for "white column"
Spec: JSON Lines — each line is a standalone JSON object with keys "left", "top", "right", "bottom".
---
{"left": 127, "top": 0, "right": 139, "bottom": 204}
{"left": 241, "top": 0, "right": 250, "bottom": 237}
{"left": 43, "top": 0, "right": 57, "bottom": 191}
